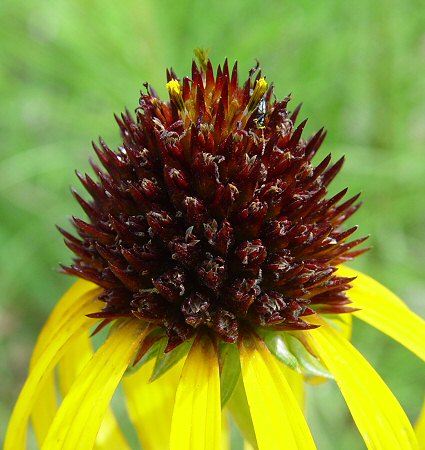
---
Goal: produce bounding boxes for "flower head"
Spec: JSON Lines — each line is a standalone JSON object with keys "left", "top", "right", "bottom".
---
{"left": 6, "top": 56, "right": 425, "bottom": 450}
{"left": 62, "top": 58, "right": 365, "bottom": 351}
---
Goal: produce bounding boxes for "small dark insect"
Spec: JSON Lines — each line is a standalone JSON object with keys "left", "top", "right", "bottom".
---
{"left": 254, "top": 96, "right": 266, "bottom": 129}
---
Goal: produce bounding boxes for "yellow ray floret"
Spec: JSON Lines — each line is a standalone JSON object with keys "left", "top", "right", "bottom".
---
{"left": 170, "top": 334, "right": 221, "bottom": 450}
{"left": 28, "top": 281, "right": 102, "bottom": 446}
{"left": 221, "top": 414, "right": 231, "bottom": 450}
{"left": 41, "top": 319, "right": 148, "bottom": 450}
{"left": 30, "top": 371, "right": 56, "bottom": 445}
{"left": 338, "top": 265, "right": 425, "bottom": 362}
{"left": 278, "top": 360, "right": 305, "bottom": 410}
{"left": 226, "top": 376, "right": 257, "bottom": 448}
{"left": 32, "top": 280, "right": 101, "bottom": 362}
{"left": 239, "top": 333, "right": 316, "bottom": 450}
{"left": 5, "top": 291, "right": 101, "bottom": 450}
{"left": 58, "top": 330, "right": 130, "bottom": 450}
{"left": 305, "top": 315, "right": 419, "bottom": 450}
{"left": 123, "top": 356, "right": 183, "bottom": 450}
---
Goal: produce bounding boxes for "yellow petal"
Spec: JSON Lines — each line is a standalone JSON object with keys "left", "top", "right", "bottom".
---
{"left": 5, "top": 295, "right": 100, "bottom": 450}
{"left": 239, "top": 334, "right": 316, "bottom": 450}
{"left": 31, "top": 372, "right": 57, "bottom": 446}
{"left": 303, "top": 314, "right": 353, "bottom": 385}
{"left": 221, "top": 414, "right": 231, "bottom": 450}
{"left": 123, "top": 357, "right": 183, "bottom": 450}
{"left": 305, "top": 315, "right": 419, "bottom": 449}
{"left": 58, "top": 329, "right": 93, "bottom": 393}
{"left": 170, "top": 334, "right": 221, "bottom": 450}
{"left": 415, "top": 395, "right": 425, "bottom": 446}
{"left": 338, "top": 265, "right": 425, "bottom": 362}
{"left": 226, "top": 377, "right": 257, "bottom": 448}
{"left": 41, "top": 320, "right": 147, "bottom": 450}
{"left": 32, "top": 282, "right": 128, "bottom": 449}
{"left": 279, "top": 361, "right": 305, "bottom": 410}
{"left": 94, "top": 407, "right": 131, "bottom": 450}
{"left": 31, "top": 280, "right": 101, "bottom": 364}
{"left": 28, "top": 282, "right": 101, "bottom": 446}
{"left": 327, "top": 313, "right": 353, "bottom": 341}
{"left": 58, "top": 329, "right": 130, "bottom": 450}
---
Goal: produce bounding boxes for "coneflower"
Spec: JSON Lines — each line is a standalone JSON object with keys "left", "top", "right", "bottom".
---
{"left": 5, "top": 54, "right": 425, "bottom": 450}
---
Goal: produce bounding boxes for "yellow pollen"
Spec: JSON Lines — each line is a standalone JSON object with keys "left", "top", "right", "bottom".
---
{"left": 166, "top": 79, "right": 182, "bottom": 96}
{"left": 256, "top": 77, "right": 268, "bottom": 93}
{"left": 166, "top": 79, "right": 185, "bottom": 111}
{"left": 247, "top": 77, "right": 268, "bottom": 113}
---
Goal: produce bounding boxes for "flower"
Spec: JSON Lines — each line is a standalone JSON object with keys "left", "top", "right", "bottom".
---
{"left": 5, "top": 55, "right": 425, "bottom": 450}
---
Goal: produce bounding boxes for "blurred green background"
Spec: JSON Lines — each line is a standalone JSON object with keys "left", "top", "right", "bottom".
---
{"left": 1, "top": 0, "right": 424, "bottom": 448}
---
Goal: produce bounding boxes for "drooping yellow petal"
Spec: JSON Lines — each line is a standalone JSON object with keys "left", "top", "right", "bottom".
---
{"left": 301, "top": 313, "right": 353, "bottom": 386}
{"left": 221, "top": 414, "right": 231, "bottom": 450}
{"left": 41, "top": 320, "right": 147, "bottom": 450}
{"left": 415, "top": 395, "right": 425, "bottom": 446}
{"left": 94, "top": 407, "right": 131, "bottom": 450}
{"left": 170, "top": 334, "right": 221, "bottom": 450}
{"left": 226, "top": 377, "right": 257, "bottom": 449}
{"left": 28, "top": 282, "right": 102, "bottom": 446}
{"left": 123, "top": 357, "right": 183, "bottom": 450}
{"left": 326, "top": 313, "right": 353, "bottom": 341}
{"left": 339, "top": 313, "right": 353, "bottom": 340}
{"left": 244, "top": 442, "right": 256, "bottom": 450}
{"left": 279, "top": 361, "right": 305, "bottom": 410}
{"left": 32, "top": 318, "right": 129, "bottom": 449}
{"left": 31, "top": 372, "right": 57, "bottom": 446}
{"left": 338, "top": 265, "right": 425, "bottom": 362}
{"left": 305, "top": 315, "right": 419, "bottom": 450}
{"left": 239, "top": 334, "right": 316, "bottom": 450}
{"left": 58, "top": 329, "right": 92, "bottom": 392}
{"left": 31, "top": 280, "right": 101, "bottom": 363}
{"left": 5, "top": 294, "right": 100, "bottom": 450}
{"left": 58, "top": 329, "right": 130, "bottom": 450}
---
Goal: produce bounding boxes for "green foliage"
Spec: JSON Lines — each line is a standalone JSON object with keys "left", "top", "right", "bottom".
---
{"left": 1, "top": 0, "right": 424, "bottom": 448}
{"left": 219, "top": 342, "right": 241, "bottom": 408}
{"left": 261, "top": 331, "right": 301, "bottom": 371}
{"left": 150, "top": 338, "right": 191, "bottom": 382}
{"left": 263, "top": 331, "right": 334, "bottom": 381}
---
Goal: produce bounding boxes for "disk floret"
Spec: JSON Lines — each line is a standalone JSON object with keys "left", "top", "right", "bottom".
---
{"left": 62, "top": 59, "right": 367, "bottom": 351}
